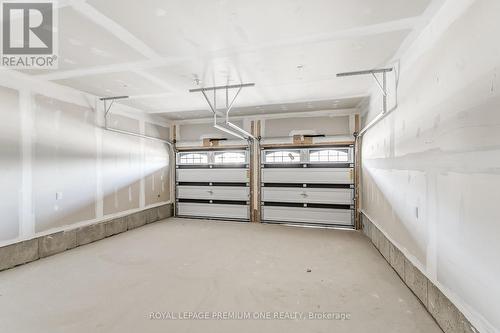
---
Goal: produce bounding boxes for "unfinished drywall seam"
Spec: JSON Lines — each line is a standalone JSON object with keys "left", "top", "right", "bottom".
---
{"left": 70, "top": 1, "right": 160, "bottom": 60}
{"left": 35, "top": 12, "right": 424, "bottom": 83}
{"left": 19, "top": 89, "right": 35, "bottom": 238}
{"left": 172, "top": 109, "right": 359, "bottom": 126}
{"left": 389, "top": 0, "right": 447, "bottom": 64}
{"left": 399, "top": 0, "right": 475, "bottom": 72}
{"left": 95, "top": 98, "right": 104, "bottom": 218}
{"left": 425, "top": 171, "right": 439, "bottom": 282}
{"left": 1, "top": 69, "right": 160, "bottom": 127}
{"left": 139, "top": 119, "right": 146, "bottom": 209}
{"left": 69, "top": 1, "right": 182, "bottom": 96}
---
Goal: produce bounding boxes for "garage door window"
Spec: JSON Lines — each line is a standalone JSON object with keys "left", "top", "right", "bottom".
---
{"left": 178, "top": 152, "right": 208, "bottom": 165}
{"left": 309, "top": 149, "right": 349, "bottom": 162}
{"left": 264, "top": 150, "right": 300, "bottom": 163}
{"left": 214, "top": 151, "right": 246, "bottom": 164}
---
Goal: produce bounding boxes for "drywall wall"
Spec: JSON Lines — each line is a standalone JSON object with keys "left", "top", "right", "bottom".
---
{"left": 102, "top": 114, "right": 142, "bottom": 216}
{"left": 33, "top": 95, "right": 97, "bottom": 232}
{"left": 360, "top": 0, "right": 500, "bottom": 332}
{"left": 144, "top": 123, "right": 171, "bottom": 206}
{"left": 0, "top": 86, "right": 21, "bottom": 241}
{"left": 0, "top": 71, "right": 172, "bottom": 246}
{"left": 175, "top": 112, "right": 356, "bottom": 146}
{"left": 177, "top": 120, "right": 245, "bottom": 142}
{"left": 263, "top": 115, "right": 350, "bottom": 137}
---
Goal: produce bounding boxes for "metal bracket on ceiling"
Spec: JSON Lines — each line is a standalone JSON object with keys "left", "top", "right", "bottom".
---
{"left": 337, "top": 68, "right": 393, "bottom": 114}
{"left": 99, "top": 95, "right": 173, "bottom": 146}
{"left": 189, "top": 83, "right": 257, "bottom": 141}
{"left": 371, "top": 72, "right": 388, "bottom": 97}
{"left": 100, "top": 96, "right": 129, "bottom": 127}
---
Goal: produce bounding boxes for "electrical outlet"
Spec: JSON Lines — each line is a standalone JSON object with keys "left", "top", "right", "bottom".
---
{"left": 55, "top": 192, "right": 63, "bottom": 200}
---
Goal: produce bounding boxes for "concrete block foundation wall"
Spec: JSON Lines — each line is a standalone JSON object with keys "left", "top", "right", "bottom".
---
{"left": 0, "top": 70, "right": 172, "bottom": 249}
{"left": 0, "top": 203, "right": 173, "bottom": 272}
{"left": 362, "top": 215, "right": 478, "bottom": 333}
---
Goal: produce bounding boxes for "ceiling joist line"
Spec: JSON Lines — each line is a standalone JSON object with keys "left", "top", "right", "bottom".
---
{"left": 99, "top": 96, "right": 173, "bottom": 147}
{"left": 189, "top": 83, "right": 257, "bottom": 141}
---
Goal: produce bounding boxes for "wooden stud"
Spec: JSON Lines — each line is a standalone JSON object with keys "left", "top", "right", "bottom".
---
{"left": 171, "top": 124, "right": 177, "bottom": 217}
{"left": 175, "top": 144, "right": 249, "bottom": 151}
{"left": 354, "top": 114, "right": 361, "bottom": 230}
{"left": 255, "top": 120, "right": 262, "bottom": 222}
{"left": 249, "top": 121, "right": 255, "bottom": 222}
{"left": 202, "top": 138, "right": 221, "bottom": 147}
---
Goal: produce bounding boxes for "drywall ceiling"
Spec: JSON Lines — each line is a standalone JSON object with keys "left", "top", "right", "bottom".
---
{"left": 19, "top": 0, "right": 438, "bottom": 120}
{"left": 158, "top": 97, "right": 364, "bottom": 120}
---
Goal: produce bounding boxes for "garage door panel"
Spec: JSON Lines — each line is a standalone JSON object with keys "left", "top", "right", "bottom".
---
{"left": 177, "top": 168, "right": 248, "bottom": 183}
{"left": 177, "top": 202, "right": 248, "bottom": 220}
{"left": 177, "top": 186, "right": 249, "bottom": 201}
{"left": 262, "top": 206, "right": 353, "bottom": 226}
{"left": 262, "top": 168, "right": 353, "bottom": 184}
{"left": 176, "top": 149, "right": 249, "bottom": 221}
{"left": 260, "top": 146, "right": 355, "bottom": 227}
{"left": 262, "top": 187, "right": 353, "bottom": 205}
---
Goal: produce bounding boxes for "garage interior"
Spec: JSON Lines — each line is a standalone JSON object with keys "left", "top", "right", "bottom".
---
{"left": 0, "top": 0, "right": 498, "bottom": 332}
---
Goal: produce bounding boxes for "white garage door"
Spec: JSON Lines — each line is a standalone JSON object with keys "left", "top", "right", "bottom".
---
{"left": 261, "top": 147, "right": 355, "bottom": 227}
{"left": 175, "top": 149, "right": 250, "bottom": 221}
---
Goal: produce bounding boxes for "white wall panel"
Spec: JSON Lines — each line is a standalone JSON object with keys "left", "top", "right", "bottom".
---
{"left": 264, "top": 116, "right": 350, "bottom": 137}
{"left": 262, "top": 187, "right": 353, "bottom": 205}
{"left": 177, "top": 186, "right": 249, "bottom": 201}
{"left": 177, "top": 168, "right": 248, "bottom": 183}
{"left": 177, "top": 203, "right": 248, "bottom": 219}
{"left": 0, "top": 86, "right": 21, "bottom": 242}
{"left": 262, "top": 206, "right": 352, "bottom": 225}
{"left": 262, "top": 168, "right": 353, "bottom": 184}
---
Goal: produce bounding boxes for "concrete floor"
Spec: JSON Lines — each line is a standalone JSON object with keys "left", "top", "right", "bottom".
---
{"left": 0, "top": 218, "right": 442, "bottom": 333}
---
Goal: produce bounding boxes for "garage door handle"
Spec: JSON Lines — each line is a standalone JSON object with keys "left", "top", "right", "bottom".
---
{"left": 301, "top": 193, "right": 308, "bottom": 197}
{"left": 207, "top": 190, "right": 213, "bottom": 194}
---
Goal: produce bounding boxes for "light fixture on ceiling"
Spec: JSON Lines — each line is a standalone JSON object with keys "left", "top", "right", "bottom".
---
{"left": 297, "top": 64, "right": 304, "bottom": 80}
{"left": 192, "top": 75, "right": 201, "bottom": 86}
{"left": 155, "top": 8, "right": 167, "bottom": 17}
